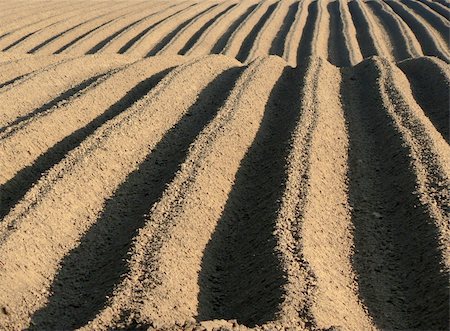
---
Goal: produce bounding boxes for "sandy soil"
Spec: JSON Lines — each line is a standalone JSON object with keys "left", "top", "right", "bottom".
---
{"left": 0, "top": 0, "right": 449, "bottom": 330}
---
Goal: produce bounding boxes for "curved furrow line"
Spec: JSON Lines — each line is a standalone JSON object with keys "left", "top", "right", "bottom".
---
{"left": 401, "top": 0, "right": 450, "bottom": 42}
{"left": 147, "top": 4, "right": 220, "bottom": 57}
{"left": 245, "top": 0, "right": 297, "bottom": 63}
{"left": 398, "top": 56, "right": 450, "bottom": 142}
{"left": 0, "top": 3, "right": 104, "bottom": 51}
{"left": 155, "top": 2, "right": 231, "bottom": 56}
{"left": 30, "top": 63, "right": 242, "bottom": 331}
{"left": 119, "top": 2, "right": 206, "bottom": 56}
{"left": 385, "top": 0, "right": 449, "bottom": 60}
{"left": 52, "top": 3, "right": 169, "bottom": 56}
{"left": 85, "top": 1, "right": 176, "bottom": 55}
{"left": 296, "top": 0, "right": 319, "bottom": 62}
{"left": 347, "top": 0, "right": 390, "bottom": 59}
{"left": 0, "top": 58, "right": 183, "bottom": 221}
{"left": 0, "top": 55, "right": 130, "bottom": 130}
{"left": 283, "top": 0, "right": 310, "bottom": 66}
{"left": 82, "top": 56, "right": 286, "bottom": 330}
{"left": 327, "top": 0, "right": 352, "bottom": 67}
{"left": 342, "top": 57, "right": 449, "bottom": 330}
{"left": 185, "top": 1, "right": 256, "bottom": 57}
{"left": 24, "top": 3, "right": 147, "bottom": 54}
{"left": 0, "top": 55, "right": 238, "bottom": 330}
{"left": 366, "top": 0, "right": 422, "bottom": 61}
{"left": 338, "top": 0, "right": 363, "bottom": 66}
{"left": 269, "top": 1, "right": 299, "bottom": 57}
{"left": 418, "top": 0, "right": 450, "bottom": 20}
{"left": 235, "top": 1, "right": 279, "bottom": 63}
{"left": 223, "top": 1, "right": 277, "bottom": 60}
{"left": 205, "top": 2, "right": 258, "bottom": 55}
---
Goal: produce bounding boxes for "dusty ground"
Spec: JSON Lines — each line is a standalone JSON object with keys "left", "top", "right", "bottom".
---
{"left": 0, "top": 0, "right": 449, "bottom": 330}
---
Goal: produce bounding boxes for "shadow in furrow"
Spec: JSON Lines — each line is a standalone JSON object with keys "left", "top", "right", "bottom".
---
{"left": 235, "top": 2, "right": 277, "bottom": 62}
{"left": 327, "top": 1, "right": 351, "bottom": 67}
{"left": 418, "top": 0, "right": 450, "bottom": 20}
{"left": 269, "top": 2, "right": 299, "bottom": 56}
{"left": 118, "top": 4, "right": 197, "bottom": 54}
{"left": 297, "top": 1, "right": 318, "bottom": 62}
{"left": 53, "top": 19, "right": 115, "bottom": 54}
{"left": 146, "top": 4, "right": 218, "bottom": 56}
{"left": 85, "top": 3, "right": 179, "bottom": 54}
{"left": 2, "top": 30, "right": 38, "bottom": 51}
{"left": 348, "top": 1, "right": 378, "bottom": 58}
{"left": 0, "top": 68, "right": 173, "bottom": 221}
{"left": 0, "top": 71, "right": 109, "bottom": 137}
{"left": 341, "top": 64, "right": 449, "bottom": 330}
{"left": 197, "top": 67, "right": 299, "bottom": 326}
{"left": 365, "top": 1, "right": 412, "bottom": 61}
{"left": 401, "top": 0, "right": 449, "bottom": 40}
{"left": 385, "top": 0, "right": 448, "bottom": 60}
{"left": 211, "top": 4, "right": 257, "bottom": 54}
{"left": 179, "top": 4, "right": 236, "bottom": 55}
{"left": 29, "top": 67, "right": 242, "bottom": 330}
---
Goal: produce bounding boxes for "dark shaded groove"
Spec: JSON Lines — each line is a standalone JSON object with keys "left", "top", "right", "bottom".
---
{"left": 27, "top": 10, "right": 118, "bottom": 54}
{"left": 179, "top": 4, "right": 236, "bottom": 55}
{"left": 0, "top": 71, "right": 110, "bottom": 137}
{"left": 0, "top": 67, "right": 174, "bottom": 221}
{"left": 29, "top": 67, "right": 242, "bottom": 331}
{"left": 2, "top": 30, "right": 38, "bottom": 51}
{"left": 342, "top": 62, "right": 449, "bottom": 330}
{"left": 401, "top": 0, "right": 449, "bottom": 41}
{"left": 146, "top": 4, "right": 218, "bottom": 56}
{"left": 198, "top": 67, "right": 301, "bottom": 326}
{"left": 0, "top": 74, "right": 28, "bottom": 90}
{"left": 118, "top": 4, "right": 197, "bottom": 54}
{"left": 435, "top": 0, "right": 450, "bottom": 7}
{"left": 53, "top": 19, "right": 115, "bottom": 54}
{"left": 418, "top": 0, "right": 450, "bottom": 19}
{"left": 297, "top": 0, "right": 318, "bottom": 61}
{"left": 366, "top": 1, "right": 412, "bottom": 61}
{"left": 235, "top": 2, "right": 277, "bottom": 62}
{"left": 0, "top": 32, "right": 11, "bottom": 41}
{"left": 211, "top": 4, "right": 257, "bottom": 54}
{"left": 348, "top": 0, "right": 379, "bottom": 58}
{"left": 86, "top": 3, "right": 179, "bottom": 54}
{"left": 269, "top": 1, "right": 299, "bottom": 56}
{"left": 398, "top": 58, "right": 449, "bottom": 142}
{"left": 327, "top": 1, "right": 351, "bottom": 66}
{"left": 385, "top": 0, "right": 448, "bottom": 60}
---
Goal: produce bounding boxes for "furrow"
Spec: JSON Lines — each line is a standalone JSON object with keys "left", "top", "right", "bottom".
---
{"left": 206, "top": 2, "right": 258, "bottom": 55}
{"left": 0, "top": 55, "right": 239, "bottom": 330}
{"left": 0, "top": 58, "right": 182, "bottom": 221}
{"left": 398, "top": 56, "right": 450, "bottom": 142}
{"left": 296, "top": 0, "right": 319, "bottom": 62}
{"left": 401, "top": 0, "right": 450, "bottom": 42}
{"left": 149, "top": 3, "right": 222, "bottom": 56}
{"left": 52, "top": 3, "right": 167, "bottom": 55}
{"left": 24, "top": 3, "right": 133, "bottom": 54}
{"left": 84, "top": 56, "right": 286, "bottom": 330}
{"left": 341, "top": 57, "right": 449, "bottom": 330}
{"left": 0, "top": 55, "right": 130, "bottom": 130}
{"left": 177, "top": 3, "right": 238, "bottom": 56}
{"left": 85, "top": 1, "right": 175, "bottom": 54}
{"left": 366, "top": 0, "right": 423, "bottom": 60}
{"left": 283, "top": 0, "right": 310, "bottom": 66}
{"left": 385, "top": 0, "right": 449, "bottom": 60}
{"left": 347, "top": 0, "right": 390, "bottom": 59}
{"left": 418, "top": 0, "right": 450, "bottom": 20}
{"left": 338, "top": 0, "right": 363, "bottom": 65}
{"left": 327, "top": 0, "right": 352, "bottom": 67}
{"left": 120, "top": 2, "right": 206, "bottom": 56}
{"left": 235, "top": 2, "right": 278, "bottom": 63}
{"left": 269, "top": 1, "right": 299, "bottom": 57}
{"left": 222, "top": 1, "right": 276, "bottom": 59}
